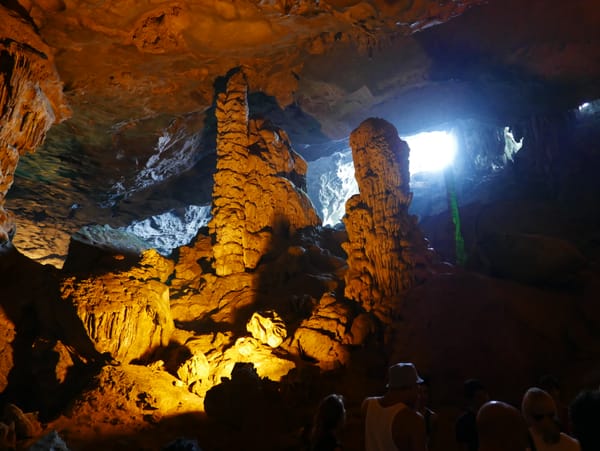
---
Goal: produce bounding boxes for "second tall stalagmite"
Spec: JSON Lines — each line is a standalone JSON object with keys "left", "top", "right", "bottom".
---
{"left": 343, "top": 118, "right": 427, "bottom": 323}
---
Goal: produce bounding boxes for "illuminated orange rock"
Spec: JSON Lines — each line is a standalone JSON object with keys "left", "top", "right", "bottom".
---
{"left": 47, "top": 364, "right": 202, "bottom": 444}
{"left": 246, "top": 311, "right": 287, "bottom": 348}
{"left": 173, "top": 272, "right": 258, "bottom": 325}
{"left": 209, "top": 69, "right": 320, "bottom": 276}
{"left": 342, "top": 118, "right": 429, "bottom": 322}
{"left": 170, "top": 234, "right": 213, "bottom": 293}
{"left": 0, "top": 306, "right": 15, "bottom": 393}
{"left": 59, "top": 250, "right": 175, "bottom": 363}
{"left": 175, "top": 343, "right": 211, "bottom": 388}
{"left": 209, "top": 337, "right": 296, "bottom": 385}
{"left": 0, "top": 5, "right": 70, "bottom": 244}
{"left": 160, "top": 330, "right": 295, "bottom": 398}
{"left": 290, "top": 292, "right": 352, "bottom": 369}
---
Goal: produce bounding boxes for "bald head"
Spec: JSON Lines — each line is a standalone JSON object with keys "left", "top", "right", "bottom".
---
{"left": 521, "top": 387, "right": 556, "bottom": 424}
{"left": 521, "top": 387, "right": 560, "bottom": 442}
{"left": 477, "top": 401, "right": 529, "bottom": 451}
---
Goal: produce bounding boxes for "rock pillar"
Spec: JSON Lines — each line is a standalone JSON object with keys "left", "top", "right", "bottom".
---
{"left": 209, "top": 69, "right": 250, "bottom": 276}
{"left": 209, "top": 69, "right": 320, "bottom": 276}
{"left": 342, "top": 117, "right": 424, "bottom": 322}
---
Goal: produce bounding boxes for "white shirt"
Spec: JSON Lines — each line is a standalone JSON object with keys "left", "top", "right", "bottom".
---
{"left": 364, "top": 397, "right": 407, "bottom": 451}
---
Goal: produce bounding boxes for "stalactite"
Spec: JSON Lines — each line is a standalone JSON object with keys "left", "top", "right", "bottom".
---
{"left": 0, "top": 16, "right": 70, "bottom": 244}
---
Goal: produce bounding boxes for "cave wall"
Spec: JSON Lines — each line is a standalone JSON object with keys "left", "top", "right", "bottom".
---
{"left": 0, "top": 5, "right": 70, "bottom": 244}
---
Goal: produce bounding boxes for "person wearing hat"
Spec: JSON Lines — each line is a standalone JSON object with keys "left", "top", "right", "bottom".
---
{"left": 361, "top": 362, "right": 427, "bottom": 451}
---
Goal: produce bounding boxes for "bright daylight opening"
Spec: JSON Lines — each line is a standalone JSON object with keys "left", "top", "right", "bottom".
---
{"left": 404, "top": 130, "right": 458, "bottom": 175}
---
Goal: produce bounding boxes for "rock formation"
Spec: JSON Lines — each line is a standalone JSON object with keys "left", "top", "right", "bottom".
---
{"left": 59, "top": 249, "right": 175, "bottom": 363}
{"left": 342, "top": 118, "right": 430, "bottom": 323}
{"left": 209, "top": 68, "right": 320, "bottom": 276}
{"left": 0, "top": 5, "right": 70, "bottom": 244}
{"left": 1, "top": 2, "right": 600, "bottom": 449}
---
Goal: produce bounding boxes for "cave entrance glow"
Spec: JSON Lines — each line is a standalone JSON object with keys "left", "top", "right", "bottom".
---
{"left": 404, "top": 130, "right": 457, "bottom": 175}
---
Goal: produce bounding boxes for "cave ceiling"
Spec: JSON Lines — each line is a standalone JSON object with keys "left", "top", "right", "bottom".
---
{"left": 3, "top": 0, "right": 600, "bottom": 260}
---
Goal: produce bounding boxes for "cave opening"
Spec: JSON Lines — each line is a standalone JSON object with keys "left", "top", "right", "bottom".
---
{"left": 405, "top": 129, "right": 458, "bottom": 175}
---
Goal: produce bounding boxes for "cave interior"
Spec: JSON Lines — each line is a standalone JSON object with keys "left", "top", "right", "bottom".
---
{"left": 1, "top": 0, "right": 600, "bottom": 450}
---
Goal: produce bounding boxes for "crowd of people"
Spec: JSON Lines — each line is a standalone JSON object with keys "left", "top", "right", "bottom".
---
{"left": 307, "top": 363, "right": 600, "bottom": 451}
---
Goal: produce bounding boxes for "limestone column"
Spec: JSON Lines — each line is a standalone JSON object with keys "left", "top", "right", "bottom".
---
{"left": 209, "top": 69, "right": 250, "bottom": 276}
{"left": 342, "top": 117, "right": 421, "bottom": 322}
{"left": 208, "top": 68, "right": 320, "bottom": 276}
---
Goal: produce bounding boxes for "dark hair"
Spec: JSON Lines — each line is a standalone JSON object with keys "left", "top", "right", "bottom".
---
{"left": 538, "top": 374, "right": 560, "bottom": 392}
{"left": 569, "top": 389, "right": 600, "bottom": 451}
{"left": 310, "top": 394, "right": 345, "bottom": 448}
{"left": 464, "top": 379, "right": 486, "bottom": 400}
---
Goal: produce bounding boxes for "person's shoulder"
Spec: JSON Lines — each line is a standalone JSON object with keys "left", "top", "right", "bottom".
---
{"left": 361, "top": 396, "right": 379, "bottom": 413}
{"left": 396, "top": 405, "right": 424, "bottom": 423}
{"left": 559, "top": 432, "right": 581, "bottom": 450}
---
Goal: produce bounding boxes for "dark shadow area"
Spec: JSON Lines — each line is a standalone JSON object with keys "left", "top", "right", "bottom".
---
{"left": 0, "top": 245, "right": 104, "bottom": 421}
{"left": 248, "top": 91, "right": 331, "bottom": 154}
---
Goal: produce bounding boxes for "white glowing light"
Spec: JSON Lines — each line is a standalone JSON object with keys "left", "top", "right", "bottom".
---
{"left": 404, "top": 130, "right": 457, "bottom": 174}
{"left": 578, "top": 102, "right": 590, "bottom": 111}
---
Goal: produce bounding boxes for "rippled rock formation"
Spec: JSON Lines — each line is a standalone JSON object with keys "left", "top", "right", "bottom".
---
{"left": 209, "top": 69, "right": 321, "bottom": 276}
{"left": 0, "top": 5, "right": 70, "bottom": 243}
{"left": 59, "top": 250, "right": 175, "bottom": 363}
{"left": 342, "top": 118, "right": 431, "bottom": 323}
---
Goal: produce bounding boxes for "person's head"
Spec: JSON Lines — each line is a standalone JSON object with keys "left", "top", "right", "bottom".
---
{"left": 464, "top": 379, "right": 489, "bottom": 411}
{"left": 522, "top": 387, "right": 560, "bottom": 443}
{"left": 386, "top": 362, "right": 423, "bottom": 408}
{"left": 569, "top": 389, "right": 600, "bottom": 451}
{"left": 477, "top": 400, "right": 529, "bottom": 451}
{"left": 312, "top": 394, "right": 346, "bottom": 440}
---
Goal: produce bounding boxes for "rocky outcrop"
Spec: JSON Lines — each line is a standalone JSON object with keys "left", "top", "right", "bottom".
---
{"left": 59, "top": 250, "right": 175, "bottom": 363}
{"left": 51, "top": 364, "right": 203, "bottom": 441}
{"left": 209, "top": 68, "right": 320, "bottom": 276}
{"left": 0, "top": 5, "right": 70, "bottom": 244}
{"left": 246, "top": 311, "right": 287, "bottom": 348}
{"left": 342, "top": 118, "right": 429, "bottom": 323}
{"left": 290, "top": 292, "right": 354, "bottom": 370}
{"left": 0, "top": 306, "right": 16, "bottom": 393}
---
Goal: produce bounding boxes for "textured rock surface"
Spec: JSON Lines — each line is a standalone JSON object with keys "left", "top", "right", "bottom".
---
{"left": 2, "top": 1, "right": 600, "bottom": 267}
{"left": 209, "top": 69, "right": 320, "bottom": 276}
{"left": 246, "top": 311, "right": 287, "bottom": 348}
{"left": 0, "top": 305, "right": 16, "bottom": 393}
{"left": 59, "top": 250, "right": 175, "bottom": 363}
{"left": 342, "top": 118, "right": 429, "bottom": 322}
{"left": 1, "top": 2, "right": 600, "bottom": 450}
{"left": 42, "top": 364, "right": 204, "bottom": 449}
{"left": 290, "top": 292, "right": 353, "bottom": 370}
{"left": 0, "top": 5, "right": 69, "bottom": 243}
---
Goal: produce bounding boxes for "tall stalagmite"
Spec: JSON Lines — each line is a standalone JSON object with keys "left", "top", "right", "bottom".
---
{"left": 0, "top": 6, "right": 70, "bottom": 244}
{"left": 209, "top": 69, "right": 250, "bottom": 276}
{"left": 209, "top": 68, "right": 320, "bottom": 276}
{"left": 343, "top": 118, "right": 425, "bottom": 323}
